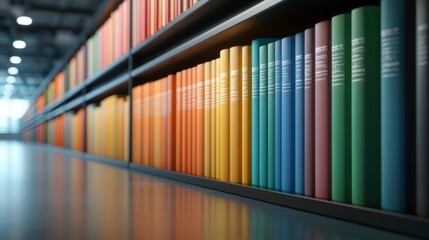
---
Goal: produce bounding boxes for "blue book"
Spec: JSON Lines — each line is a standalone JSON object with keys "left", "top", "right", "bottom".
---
{"left": 294, "top": 32, "right": 305, "bottom": 195}
{"left": 252, "top": 38, "right": 278, "bottom": 187}
{"left": 260, "top": 44, "right": 269, "bottom": 189}
{"left": 274, "top": 40, "right": 282, "bottom": 191}
{"left": 381, "top": 0, "right": 409, "bottom": 213}
{"left": 268, "top": 42, "right": 276, "bottom": 190}
{"left": 281, "top": 36, "right": 295, "bottom": 193}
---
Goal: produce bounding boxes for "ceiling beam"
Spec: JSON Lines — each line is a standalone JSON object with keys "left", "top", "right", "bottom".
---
{"left": 26, "top": 3, "right": 94, "bottom": 16}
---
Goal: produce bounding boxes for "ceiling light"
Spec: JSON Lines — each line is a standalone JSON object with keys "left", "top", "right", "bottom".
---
{"left": 10, "top": 56, "right": 21, "bottom": 64}
{"left": 13, "top": 40, "right": 26, "bottom": 49}
{"left": 8, "top": 67, "right": 19, "bottom": 75}
{"left": 17, "top": 16, "right": 32, "bottom": 26}
{"left": 6, "top": 76, "right": 16, "bottom": 84}
{"left": 4, "top": 84, "right": 14, "bottom": 91}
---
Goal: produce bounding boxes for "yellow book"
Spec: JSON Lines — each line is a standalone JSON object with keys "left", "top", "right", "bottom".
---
{"left": 216, "top": 58, "right": 221, "bottom": 180}
{"left": 229, "top": 46, "right": 242, "bottom": 184}
{"left": 210, "top": 59, "right": 217, "bottom": 179}
{"left": 204, "top": 61, "right": 211, "bottom": 178}
{"left": 242, "top": 45, "right": 252, "bottom": 185}
{"left": 124, "top": 96, "right": 130, "bottom": 162}
{"left": 219, "top": 49, "right": 230, "bottom": 181}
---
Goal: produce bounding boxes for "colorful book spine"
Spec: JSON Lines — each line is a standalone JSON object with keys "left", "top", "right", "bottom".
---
{"left": 242, "top": 45, "right": 252, "bottom": 185}
{"left": 267, "top": 42, "right": 276, "bottom": 189}
{"left": 167, "top": 75, "right": 176, "bottom": 171}
{"left": 204, "top": 62, "right": 212, "bottom": 178}
{"left": 216, "top": 58, "right": 221, "bottom": 180}
{"left": 251, "top": 38, "right": 277, "bottom": 187}
{"left": 281, "top": 36, "right": 295, "bottom": 193}
{"left": 381, "top": 0, "right": 414, "bottom": 213}
{"left": 315, "top": 20, "right": 332, "bottom": 200}
{"left": 416, "top": 0, "right": 429, "bottom": 218}
{"left": 211, "top": 59, "right": 217, "bottom": 179}
{"left": 220, "top": 49, "right": 230, "bottom": 181}
{"left": 259, "top": 44, "right": 268, "bottom": 189}
{"left": 351, "top": 6, "right": 380, "bottom": 208}
{"left": 295, "top": 32, "right": 305, "bottom": 195}
{"left": 176, "top": 72, "right": 182, "bottom": 172}
{"left": 274, "top": 40, "right": 282, "bottom": 191}
{"left": 230, "top": 46, "right": 242, "bottom": 183}
{"left": 304, "top": 28, "right": 315, "bottom": 197}
{"left": 331, "top": 13, "right": 351, "bottom": 203}
{"left": 196, "top": 64, "right": 205, "bottom": 176}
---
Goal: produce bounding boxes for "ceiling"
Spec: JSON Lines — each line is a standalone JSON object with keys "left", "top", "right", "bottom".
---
{"left": 0, "top": 0, "right": 104, "bottom": 99}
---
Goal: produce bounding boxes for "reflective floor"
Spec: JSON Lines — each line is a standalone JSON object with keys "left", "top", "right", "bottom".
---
{"left": 0, "top": 140, "right": 416, "bottom": 240}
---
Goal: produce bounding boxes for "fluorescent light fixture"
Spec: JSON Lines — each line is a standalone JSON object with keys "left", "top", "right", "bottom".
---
{"left": 13, "top": 40, "right": 26, "bottom": 49}
{"left": 8, "top": 67, "right": 19, "bottom": 75}
{"left": 10, "top": 56, "right": 21, "bottom": 64}
{"left": 6, "top": 76, "right": 16, "bottom": 84}
{"left": 17, "top": 16, "right": 32, "bottom": 26}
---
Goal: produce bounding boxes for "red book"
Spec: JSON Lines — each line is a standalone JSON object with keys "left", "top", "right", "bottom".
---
{"left": 315, "top": 20, "right": 331, "bottom": 200}
{"left": 304, "top": 28, "right": 315, "bottom": 197}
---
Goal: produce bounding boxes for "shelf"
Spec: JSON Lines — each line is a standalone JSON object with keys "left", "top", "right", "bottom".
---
{"left": 84, "top": 73, "right": 129, "bottom": 103}
{"left": 85, "top": 53, "right": 129, "bottom": 87}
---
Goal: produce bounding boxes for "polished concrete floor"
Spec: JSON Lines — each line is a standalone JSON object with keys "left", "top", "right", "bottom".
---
{"left": 0, "top": 140, "right": 417, "bottom": 240}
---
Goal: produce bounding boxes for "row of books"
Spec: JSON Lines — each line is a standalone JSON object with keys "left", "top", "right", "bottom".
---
{"left": 132, "top": 0, "right": 199, "bottom": 47}
{"left": 130, "top": 2, "right": 428, "bottom": 217}
{"left": 33, "top": 0, "right": 199, "bottom": 113}
{"left": 86, "top": 95, "right": 129, "bottom": 161}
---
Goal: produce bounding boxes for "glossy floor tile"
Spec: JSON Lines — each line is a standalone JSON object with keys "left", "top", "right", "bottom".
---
{"left": 0, "top": 140, "right": 417, "bottom": 240}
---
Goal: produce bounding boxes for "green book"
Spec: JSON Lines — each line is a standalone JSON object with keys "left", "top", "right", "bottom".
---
{"left": 331, "top": 13, "right": 352, "bottom": 203}
{"left": 267, "top": 42, "right": 275, "bottom": 189}
{"left": 259, "top": 44, "right": 268, "bottom": 189}
{"left": 351, "top": 6, "right": 381, "bottom": 208}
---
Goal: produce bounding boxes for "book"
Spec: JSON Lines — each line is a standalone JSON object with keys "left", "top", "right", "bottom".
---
{"left": 216, "top": 58, "right": 221, "bottom": 180}
{"left": 196, "top": 64, "right": 205, "bottom": 176}
{"left": 204, "top": 61, "right": 212, "bottom": 178}
{"left": 230, "top": 46, "right": 242, "bottom": 183}
{"left": 132, "top": 86, "right": 143, "bottom": 164}
{"left": 166, "top": 74, "right": 176, "bottom": 171}
{"left": 176, "top": 71, "right": 182, "bottom": 172}
{"left": 259, "top": 44, "right": 268, "bottom": 189}
{"left": 281, "top": 35, "right": 295, "bottom": 193}
{"left": 220, "top": 49, "right": 230, "bottom": 181}
{"left": 251, "top": 38, "right": 278, "bottom": 187}
{"left": 295, "top": 32, "right": 305, "bottom": 195}
{"left": 304, "top": 28, "right": 315, "bottom": 197}
{"left": 351, "top": 6, "right": 380, "bottom": 208}
{"left": 381, "top": 0, "right": 415, "bottom": 213}
{"left": 274, "top": 40, "right": 282, "bottom": 191}
{"left": 242, "top": 45, "right": 252, "bottom": 185}
{"left": 331, "top": 13, "right": 352, "bottom": 203}
{"left": 267, "top": 42, "right": 275, "bottom": 189}
{"left": 211, "top": 59, "right": 217, "bottom": 178}
{"left": 315, "top": 20, "right": 332, "bottom": 200}
{"left": 416, "top": 0, "right": 429, "bottom": 218}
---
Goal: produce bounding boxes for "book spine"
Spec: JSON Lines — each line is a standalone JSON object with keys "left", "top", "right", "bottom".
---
{"left": 416, "top": 0, "right": 429, "bottom": 218}
{"left": 211, "top": 60, "right": 217, "bottom": 178}
{"left": 196, "top": 64, "right": 205, "bottom": 176}
{"left": 220, "top": 49, "right": 230, "bottom": 181}
{"left": 267, "top": 42, "right": 275, "bottom": 189}
{"left": 176, "top": 72, "right": 182, "bottom": 172}
{"left": 251, "top": 41, "right": 260, "bottom": 187}
{"left": 304, "top": 28, "right": 314, "bottom": 197}
{"left": 331, "top": 13, "right": 352, "bottom": 203}
{"left": 295, "top": 32, "right": 305, "bottom": 195}
{"left": 216, "top": 58, "right": 221, "bottom": 180}
{"left": 274, "top": 40, "right": 282, "bottom": 191}
{"left": 315, "top": 20, "right": 332, "bottom": 200}
{"left": 351, "top": 6, "right": 381, "bottom": 208}
{"left": 204, "top": 62, "right": 212, "bottom": 178}
{"left": 242, "top": 46, "right": 252, "bottom": 185}
{"left": 230, "top": 46, "right": 242, "bottom": 183}
{"left": 281, "top": 36, "right": 295, "bottom": 193}
{"left": 381, "top": 0, "right": 415, "bottom": 213}
{"left": 259, "top": 44, "right": 268, "bottom": 189}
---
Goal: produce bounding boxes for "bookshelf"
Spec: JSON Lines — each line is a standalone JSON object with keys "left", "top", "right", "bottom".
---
{"left": 20, "top": 0, "right": 429, "bottom": 239}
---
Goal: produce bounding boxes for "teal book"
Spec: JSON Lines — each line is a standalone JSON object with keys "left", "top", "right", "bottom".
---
{"left": 381, "top": 0, "right": 415, "bottom": 214}
{"left": 351, "top": 6, "right": 381, "bottom": 208}
{"left": 331, "top": 13, "right": 352, "bottom": 203}
{"left": 274, "top": 40, "right": 282, "bottom": 191}
{"left": 252, "top": 38, "right": 278, "bottom": 187}
{"left": 259, "top": 44, "right": 268, "bottom": 189}
{"left": 268, "top": 42, "right": 276, "bottom": 190}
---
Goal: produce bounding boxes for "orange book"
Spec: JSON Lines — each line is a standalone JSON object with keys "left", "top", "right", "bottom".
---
{"left": 142, "top": 84, "right": 150, "bottom": 166}
{"left": 181, "top": 70, "right": 188, "bottom": 173}
{"left": 166, "top": 74, "right": 176, "bottom": 171}
{"left": 219, "top": 49, "right": 230, "bottom": 182}
{"left": 154, "top": 80, "right": 161, "bottom": 168}
{"left": 210, "top": 59, "right": 217, "bottom": 178}
{"left": 204, "top": 61, "right": 212, "bottom": 178}
{"left": 158, "top": 0, "right": 163, "bottom": 30}
{"left": 140, "top": 0, "right": 147, "bottom": 43}
{"left": 149, "top": 82, "right": 155, "bottom": 167}
{"left": 132, "top": 0, "right": 138, "bottom": 47}
{"left": 132, "top": 86, "right": 143, "bottom": 164}
{"left": 216, "top": 58, "right": 221, "bottom": 180}
{"left": 118, "top": 96, "right": 126, "bottom": 161}
{"left": 186, "top": 69, "right": 192, "bottom": 174}
{"left": 159, "top": 78, "right": 167, "bottom": 169}
{"left": 175, "top": 71, "right": 182, "bottom": 172}
{"left": 241, "top": 45, "right": 252, "bottom": 185}
{"left": 196, "top": 63, "right": 205, "bottom": 176}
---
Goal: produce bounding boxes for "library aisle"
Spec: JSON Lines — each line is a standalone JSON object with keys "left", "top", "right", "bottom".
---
{"left": 0, "top": 140, "right": 416, "bottom": 240}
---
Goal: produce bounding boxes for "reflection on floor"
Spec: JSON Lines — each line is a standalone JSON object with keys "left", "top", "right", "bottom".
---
{"left": 0, "top": 140, "right": 416, "bottom": 239}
